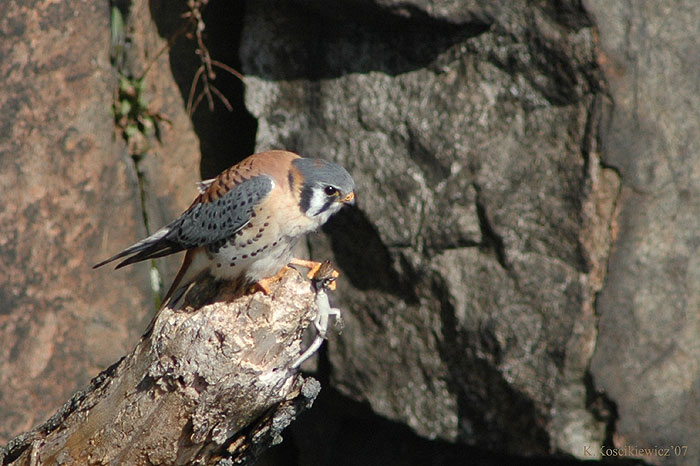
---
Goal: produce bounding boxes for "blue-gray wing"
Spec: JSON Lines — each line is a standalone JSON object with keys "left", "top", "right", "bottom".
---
{"left": 174, "top": 175, "right": 273, "bottom": 247}
{"left": 93, "top": 175, "right": 274, "bottom": 269}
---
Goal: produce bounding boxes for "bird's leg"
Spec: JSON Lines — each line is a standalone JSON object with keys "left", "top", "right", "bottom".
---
{"left": 289, "top": 258, "right": 339, "bottom": 279}
{"left": 254, "top": 260, "right": 340, "bottom": 295}
{"left": 252, "top": 265, "right": 293, "bottom": 295}
{"left": 289, "top": 257, "right": 323, "bottom": 278}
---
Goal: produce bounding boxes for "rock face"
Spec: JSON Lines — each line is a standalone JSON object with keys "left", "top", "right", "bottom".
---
{"left": 0, "top": 1, "right": 147, "bottom": 442}
{"left": 240, "top": 0, "right": 615, "bottom": 458}
{"left": 2, "top": 0, "right": 698, "bottom": 464}
{"left": 586, "top": 1, "right": 700, "bottom": 465}
{"left": 0, "top": 0, "right": 199, "bottom": 443}
{"left": 240, "top": 0, "right": 699, "bottom": 462}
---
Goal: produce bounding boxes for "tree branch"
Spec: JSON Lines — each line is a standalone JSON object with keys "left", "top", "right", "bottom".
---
{"left": 0, "top": 269, "right": 324, "bottom": 465}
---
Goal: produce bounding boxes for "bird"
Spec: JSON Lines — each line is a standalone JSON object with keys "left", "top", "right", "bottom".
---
{"left": 94, "top": 150, "right": 356, "bottom": 308}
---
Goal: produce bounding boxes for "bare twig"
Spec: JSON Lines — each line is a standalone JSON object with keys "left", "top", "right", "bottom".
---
{"left": 182, "top": 0, "right": 246, "bottom": 116}
{"left": 208, "top": 84, "right": 233, "bottom": 112}
{"left": 186, "top": 65, "right": 207, "bottom": 115}
{"left": 210, "top": 60, "right": 246, "bottom": 83}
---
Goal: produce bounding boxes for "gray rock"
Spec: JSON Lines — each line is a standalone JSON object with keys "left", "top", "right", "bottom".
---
{"left": 586, "top": 0, "right": 700, "bottom": 464}
{"left": 3, "top": 0, "right": 695, "bottom": 462}
{"left": 0, "top": 0, "right": 151, "bottom": 443}
{"left": 241, "top": 0, "right": 615, "bottom": 457}
{"left": 0, "top": 0, "right": 200, "bottom": 444}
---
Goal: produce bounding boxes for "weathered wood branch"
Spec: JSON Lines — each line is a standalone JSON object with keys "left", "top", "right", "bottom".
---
{"left": 0, "top": 269, "right": 326, "bottom": 466}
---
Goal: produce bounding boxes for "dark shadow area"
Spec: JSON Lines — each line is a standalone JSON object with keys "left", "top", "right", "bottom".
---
{"left": 239, "top": 1, "right": 598, "bottom": 107}
{"left": 584, "top": 370, "right": 620, "bottom": 451}
{"left": 474, "top": 184, "right": 510, "bottom": 272}
{"left": 149, "top": 0, "right": 257, "bottom": 179}
{"left": 240, "top": 0, "right": 492, "bottom": 81}
{"left": 541, "top": 0, "right": 594, "bottom": 31}
{"left": 256, "top": 345, "right": 644, "bottom": 466}
{"left": 322, "top": 206, "right": 418, "bottom": 303}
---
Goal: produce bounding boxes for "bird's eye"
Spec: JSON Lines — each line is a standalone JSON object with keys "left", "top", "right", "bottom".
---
{"left": 324, "top": 186, "right": 338, "bottom": 196}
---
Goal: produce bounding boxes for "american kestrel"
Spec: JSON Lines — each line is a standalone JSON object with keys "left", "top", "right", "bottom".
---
{"left": 94, "top": 150, "right": 355, "bottom": 307}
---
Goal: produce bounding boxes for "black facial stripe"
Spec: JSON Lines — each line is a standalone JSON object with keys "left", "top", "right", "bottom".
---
{"left": 299, "top": 186, "right": 313, "bottom": 214}
{"left": 318, "top": 197, "right": 336, "bottom": 215}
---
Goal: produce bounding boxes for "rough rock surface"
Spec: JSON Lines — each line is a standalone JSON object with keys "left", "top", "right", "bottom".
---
{"left": 240, "top": 0, "right": 616, "bottom": 458}
{"left": 586, "top": 0, "right": 700, "bottom": 465}
{"left": 2, "top": 0, "right": 697, "bottom": 464}
{"left": 0, "top": 0, "right": 148, "bottom": 443}
{"left": 0, "top": 0, "right": 199, "bottom": 444}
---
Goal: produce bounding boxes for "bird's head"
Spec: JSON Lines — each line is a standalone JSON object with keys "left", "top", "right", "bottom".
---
{"left": 293, "top": 157, "right": 356, "bottom": 225}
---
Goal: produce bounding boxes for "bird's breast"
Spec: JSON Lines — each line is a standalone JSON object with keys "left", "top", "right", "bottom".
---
{"left": 203, "top": 203, "right": 312, "bottom": 283}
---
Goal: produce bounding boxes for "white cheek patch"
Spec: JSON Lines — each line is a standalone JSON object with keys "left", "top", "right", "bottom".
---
{"left": 307, "top": 189, "right": 329, "bottom": 217}
{"left": 303, "top": 187, "right": 344, "bottom": 228}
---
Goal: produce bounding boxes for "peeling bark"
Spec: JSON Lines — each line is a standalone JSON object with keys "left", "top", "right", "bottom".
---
{"left": 0, "top": 269, "right": 322, "bottom": 466}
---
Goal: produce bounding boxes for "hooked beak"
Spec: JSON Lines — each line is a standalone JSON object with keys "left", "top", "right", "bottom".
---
{"left": 340, "top": 191, "right": 355, "bottom": 205}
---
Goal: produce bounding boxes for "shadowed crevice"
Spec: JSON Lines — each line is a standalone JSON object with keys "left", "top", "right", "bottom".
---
{"left": 241, "top": 0, "right": 492, "bottom": 81}
{"left": 282, "top": 381, "right": 608, "bottom": 466}
{"left": 473, "top": 184, "right": 510, "bottom": 272}
{"left": 584, "top": 369, "right": 619, "bottom": 450}
{"left": 148, "top": 0, "right": 257, "bottom": 180}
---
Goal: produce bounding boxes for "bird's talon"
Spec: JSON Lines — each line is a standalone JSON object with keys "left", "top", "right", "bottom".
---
{"left": 251, "top": 280, "right": 272, "bottom": 295}
{"left": 251, "top": 265, "right": 293, "bottom": 295}
{"left": 290, "top": 257, "right": 322, "bottom": 274}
